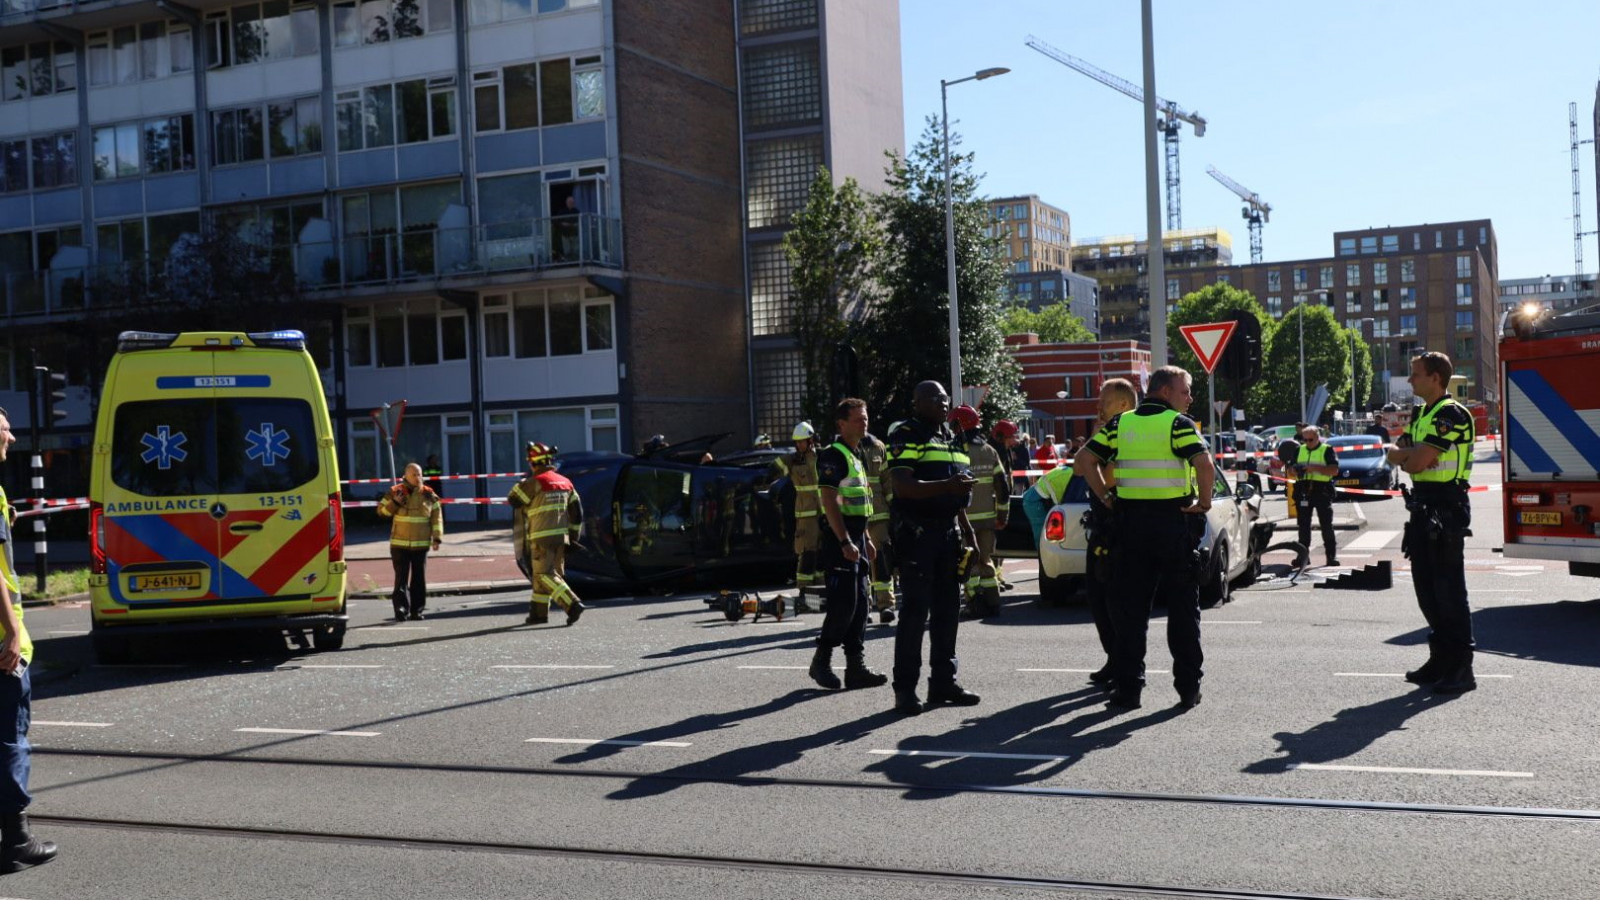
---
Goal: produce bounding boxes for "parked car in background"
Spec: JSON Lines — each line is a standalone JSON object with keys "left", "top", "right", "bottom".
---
{"left": 1324, "top": 434, "right": 1399, "bottom": 495}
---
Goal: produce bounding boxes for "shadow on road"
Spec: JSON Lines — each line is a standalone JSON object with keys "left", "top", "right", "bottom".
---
{"left": 1384, "top": 599, "right": 1600, "bottom": 668}
{"left": 1242, "top": 688, "right": 1465, "bottom": 775}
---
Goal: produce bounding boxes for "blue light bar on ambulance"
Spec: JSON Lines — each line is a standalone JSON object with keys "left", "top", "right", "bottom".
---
{"left": 116, "top": 331, "right": 180, "bottom": 352}
{"left": 246, "top": 330, "right": 307, "bottom": 350}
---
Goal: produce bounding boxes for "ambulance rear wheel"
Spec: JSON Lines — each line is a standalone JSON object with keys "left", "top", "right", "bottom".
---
{"left": 92, "top": 630, "right": 134, "bottom": 665}
{"left": 312, "top": 623, "right": 346, "bottom": 652}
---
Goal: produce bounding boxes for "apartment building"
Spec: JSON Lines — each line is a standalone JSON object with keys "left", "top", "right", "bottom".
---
{"left": 1499, "top": 273, "right": 1597, "bottom": 316}
{"left": 986, "top": 194, "right": 1069, "bottom": 274}
{"left": 1070, "top": 226, "right": 1233, "bottom": 343}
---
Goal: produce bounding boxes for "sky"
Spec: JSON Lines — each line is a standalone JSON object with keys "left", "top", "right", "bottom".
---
{"left": 899, "top": 0, "right": 1600, "bottom": 279}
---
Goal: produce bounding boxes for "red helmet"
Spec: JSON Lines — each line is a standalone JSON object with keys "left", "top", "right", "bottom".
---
{"left": 991, "top": 419, "right": 1019, "bottom": 440}
{"left": 948, "top": 404, "right": 980, "bottom": 432}
{"left": 526, "top": 441, "right": 557, "bottom": 467}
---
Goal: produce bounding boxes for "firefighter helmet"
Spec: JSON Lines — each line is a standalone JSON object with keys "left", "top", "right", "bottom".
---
{"left": 526, "top": 441, "right": 557, "bottom": 467}
{"left": 949, "top": 404, "right": 980, "bottom": 433}
{"left": 642, "top": 434, "right": 668, "bottom": 453}
{"left": 792, "top": 421, "right": 815, "bottom": 442}
{"left": 991, "top": 419, "right": 1019, "bottom": 441}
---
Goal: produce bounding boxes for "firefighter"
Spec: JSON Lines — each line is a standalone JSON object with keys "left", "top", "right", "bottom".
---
{"left": 860, "top": 427, "right": 897, "bottom": 624}
{"left": 951, "top": 405, "right": 1009, "bottom": 619}
{"left": 1386, "top": 351, "right": 1477, "bottom": 695}
{"left": 989, "top": 419, "right": 1022, "bottom": 593}
{"left": 1075, "top": 366, "right": 1214, "bottom": 711}
{"left": 509, "top": 442, "right": 587, "bottom": 626}
{"left": 887, "top": 381, "right": 981, "bottom": 715}
{"left": 1293, "top": 425, "right": 1341, "bottom": 566}
{"left": 772, "top": 422, "right": 823, "bottom": 613}
{"left": 376, "top": 462, "right": 443, "bottom": 622}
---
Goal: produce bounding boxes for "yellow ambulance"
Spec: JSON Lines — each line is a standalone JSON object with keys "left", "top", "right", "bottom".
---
{"left": 88, "top": 330, "right": 347, "bottom": 662}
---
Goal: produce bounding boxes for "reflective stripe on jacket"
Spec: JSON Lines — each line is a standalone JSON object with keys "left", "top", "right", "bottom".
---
{"left": 1296, "top": 443, "right": 1335, "bottom": 482}
{"left": 377, "top": 483, "right": 443, "bottom": 549}
{"left": 827, "top": 441, "right": 873, "bottom": 519}
{"left": 1408, "top": 397, "right": 1474, "bottom": 484}
{"left": 1111, "top": 409, "right": 1196, "bottom": 501}
{"left": 787, "top": 450, "right": 821, "bottom": 518}
{"left": 509, "top": 470, "right": 583, "bottom": 544}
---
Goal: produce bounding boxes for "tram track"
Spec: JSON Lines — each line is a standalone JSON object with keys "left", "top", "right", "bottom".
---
{"left": 32, "top": 811, "right": 1401, "bottom": 900}
{"left": 34, "top": 747, "right": 1600, "bottom": 823}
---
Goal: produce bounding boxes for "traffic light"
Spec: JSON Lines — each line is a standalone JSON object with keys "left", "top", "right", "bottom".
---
{"left": 1217, "top": 310, "right": 1262, "bottom": 389}
{"left": 35, "top": 367, "right": 66, "bottom": 431}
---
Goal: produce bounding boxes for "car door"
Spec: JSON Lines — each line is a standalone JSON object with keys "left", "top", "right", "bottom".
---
{"left": 617, "top": 463, "right": 696, "bottom": 582}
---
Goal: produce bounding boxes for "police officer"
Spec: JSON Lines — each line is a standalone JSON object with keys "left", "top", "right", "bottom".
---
{"left": 508, "top": 442, "right": 586, "bottom": 626}
{"left": 1075, "top": 366, "right": 1214, "bottom": 711}
{"left": 1293, "top": 425, "right": 1341, "bottom": 566}
{"left": 886, "top": 381, "right": 981, "bottom": 715}
{"left": 859, "top": 428, "right": 897, "bottom": 624}
{"left": 1080, "top": 378, "right": 1140, "bottom": 685}
{"left": 772, "top": 422, "right": 822, "bottom": 612}
{"left": 1386, "top": 352, "right": 1477, "bottom": 695}
{"left": 377, "top": 462, "right": 443, "bottom": 622}
{"left": 951, "top": 405, "right": 1009, "bottom": 619}
{"left": 809, "top": 398, "right": 890, "bottom": 691}
{"left": 422, "top": 453, "right": 444, "bottom": 497}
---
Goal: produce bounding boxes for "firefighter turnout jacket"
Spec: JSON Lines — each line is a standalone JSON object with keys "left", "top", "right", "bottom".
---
{"left": 377, "top": 482, "right": 443, "bottom": 549}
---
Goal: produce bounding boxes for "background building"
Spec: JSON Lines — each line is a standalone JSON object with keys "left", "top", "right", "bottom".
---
{"left": 1499, "top": 273, "right": 1598, "bottom": 317}
{"left": 0, "top": 0, "right": 903, "bottom": 511}
{"left": 986, "top": 194, "right": 1069, "bottom": 274}
{"left": 1006, "top": 268, "right": 1099, "bottom": 336}
{"left": 1005, "top": 332, "right": 1149, "bottom": 442}
{"left": 1071, "top": 226, "right": 1233, "bottom": 343}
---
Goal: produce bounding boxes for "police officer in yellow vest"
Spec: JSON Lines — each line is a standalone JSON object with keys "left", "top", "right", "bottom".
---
{"left": 376, "top": 462, "right": 443, "bottom": 622}
{"left": 859, "top": 429, "right": 896, "bottom": 624}
{"left": 950, "top": 405, "right": 1009, "bottom": 619}
{"left": 1075, "top": 366, "right": 1214, "bottom": 711}
{"left": 1293, "top": 425, "right": 1341, "bottom": 567}
{"left": 772, "top": 422, "right": 822, "bottom": 613}
{"left": 0, "top": 409, "right": 55, "bottom": 872}
{"left": 1386, "top": 351, "right": 1477, "bottom": 694}
{"left": 509, "top": 442, "right": 586, "bottom": 626}
{"left": 886, "top": 381, "right": 981, "bottom": 715}
{"left": 808, "top": 398, "right": 890, "bottom": 691}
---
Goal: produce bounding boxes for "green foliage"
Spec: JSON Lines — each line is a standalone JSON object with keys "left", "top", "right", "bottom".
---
{"left": 1166, "top": 282, "right": 1274, "bottom": 419}
{"left": 861, "top": 117, "right": 1023, "bottom": 425}
{"left": 782, "top": 166, "right": 882, "bottom": 429}
{"left": 1000, "top": 302, "right": 1095, "bottom": 344}
{"left": 1258, "top": 303, "right": 1373, "bottom": 421}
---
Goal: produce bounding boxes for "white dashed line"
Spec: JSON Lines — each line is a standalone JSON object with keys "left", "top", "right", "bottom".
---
{"left": 382, "top": 626, "right": 431, "bottom": 630}
{"left": 277, "top": 664, "right": 385, "bottom": 669}
{"left": 1017, "top": 667, "right": 1169, "bottom": 674}
{"left": 235, "top": 727, "right": 381, "bottom": 737}
{"left": 1290, "top": 762, "right": 1532, "bottom": 778}
{"left": 47, "top": 630, "right": 88, "bottom": 635}
{"left": 1345, "top": 530, "right": 1401, "bottom": 551}
{"left": 524, "top": 738, "right": 690, "bottom": 748}
{"left": 738, "top": 665, "right": 841, "bottom": 670}
{"left": 1203, "top": 620, "right": 1263, "bottom": 625}
{"left": 32, "top": 720, "right": 113, "bottom": 728}
{"left": 868, "top": 749, "right": 1072, "bottom": 762}
{"left": 493, "top": 665, "right": 615, "bottom": 670}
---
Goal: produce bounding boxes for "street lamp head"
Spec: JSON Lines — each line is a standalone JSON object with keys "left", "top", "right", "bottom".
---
{"left": 975, "top": 67, "right": 1010, "bottom": 80}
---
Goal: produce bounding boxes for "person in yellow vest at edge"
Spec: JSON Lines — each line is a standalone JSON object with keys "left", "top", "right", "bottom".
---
{"left": 772, "top": 422, "right": 823, "bottom": 613}
{"left": 1292, "top": 425, "right": 1341, "bottom": 567}
{"left": 858, "top": 427, "right": 896, "bottom": 624}
{"left": 376, "top": 462, "right": 443, "bottom": 622}
{"left": 950, "top": 404, "right": 1009, "bottom": 619}
{"left": 1075, "top": 366, "right": 1214, "bottom": 712}
{"left": 0, "top": 409, "right": 57, "bottom": 872}
{"left": 509, "top": 442, "right": 587, "bottom": 626}
{"left": 1386, "top": 351, "right": 1477, "bottom": 695}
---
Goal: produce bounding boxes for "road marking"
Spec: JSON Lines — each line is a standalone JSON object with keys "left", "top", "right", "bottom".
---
{"left": 1336, "top": 553, "right": 1373, "bottom": 559}
{"left": 1017, "top": 668, "right": 1169, "bottom": 674}
{"left": 869, "top": 748, "right": 1072, "bottom": 762}
{"left": 1334, "top": 672, "right": 1513, "bottom": 679}
{"left": 235, "top": 727, "right": 381, "bottom": 737}
{"left": 737, "top": 665, "right": 842, "bottom": 670}
{"left": 1345, "top": 530, "right": 1401, "bottom": 551}
{"left": 524, "top": 738, "right": 691, "bottom": 748}
{"left": 1203, "top": 620, "right": 1262, "bottom": 625}
{"left": 1290, "top": 762, "right": 1532, "bottom": 778}
{"left": 493, "top": 664, "right": 615, "bottom": 670}
{"left": 32, "top": 720, "right": 113, "bottom": 728}
{"left": 277, "top": 664, "right": 385, "bottom": 669}
{"left": 375, "top": 626, "right": 431, "bottom": 630}
{"left": 48, "top": 630, "right": 88, "bottom": 635}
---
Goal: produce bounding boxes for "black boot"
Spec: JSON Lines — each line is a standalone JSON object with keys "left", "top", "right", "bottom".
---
{"left": 1, "top": 812, "right": 56, "bottom": 872}
{"left": 792, "top": 593, "right": 814, "bottom": 614}
{"left": 843, "top": 650, "right": 888, "bottom": 689}
{"left": 1087, "top": 665, "right": 1114, "bottom": 688}
{"left": 1405, "top": 637, "right": 1446, "bottom": 684}
{"left": 565, "top": 599, "right": 586, "bottom": 625}
{"left": 1433, "top": 655, "right": 1477, "bottom": 695}
{"left": 525, "top": 604, "right": 549, "bottom": 625}
{"left": 809, "top": 646, "right": 841, "bottom": 690}
{"left": 893, "top": 689, "right": 923, "bottom": 715}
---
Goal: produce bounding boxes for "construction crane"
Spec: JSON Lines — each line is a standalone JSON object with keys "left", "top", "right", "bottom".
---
{"left": 1025, "top": 34, "right": 1205, "bottom": 231}
{"left": 1572, "top": 101, "right": 1597, "bottom": 282}
{"left": 1206, "top": 165, "right": 1271, "bottom": 264}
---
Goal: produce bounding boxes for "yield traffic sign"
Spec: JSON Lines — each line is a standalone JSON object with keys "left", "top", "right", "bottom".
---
{"left": 1178, "top": 321, "right": 1238, "bottom": 374}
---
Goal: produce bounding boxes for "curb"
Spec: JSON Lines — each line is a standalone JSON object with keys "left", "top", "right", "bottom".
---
{"left": 21, "top": 591, "right": 86, "bottom": 609}
{"left": 349, "top": 579, "right": 527, "bottom": 600}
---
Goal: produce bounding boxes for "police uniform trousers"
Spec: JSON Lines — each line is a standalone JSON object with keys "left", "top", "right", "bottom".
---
{"left": 1409, "top": 504, "right": 1473, "bottom": 666}
{"left": 1109, "top": 503, "right": 1203, "bottom": 694}
{"left": 1084, "top": 506, "right": 1115, "bottom": 659}
{"left": 530, "top": 540, "right": 579, "bottom": 614}
{"left": 794, "top": 516, "right": 821, "bottom": 594}
{"left": 390, "top": 547, "right": 429, "bottom": 616}
{"left": 867, "top": 519, "right": 895, "bottom": 611}
{"left": 1295, "top": 481, "right": 1337, "bottom": 560}
{"left": 892, "top": 515, "right": 963, "bottom": 691}
{"left": 819, "top": 554, "right": 871, "bottom": 654}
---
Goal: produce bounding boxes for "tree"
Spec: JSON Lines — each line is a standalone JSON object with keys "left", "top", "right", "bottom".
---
{"left": 1167, "top": 282, "right": 1275, "bottom": 420}
{"left": 861, "top": 117, "right": 1023, "bottom": 425}
{"left": 1258, "top": 303, "right": 1369, "bottom": 422}
{"left": 782, "top": 166, "right": 881, "bottom": 430}
{"left": 999, "top": 301, "right": 1095, "bottom": 344}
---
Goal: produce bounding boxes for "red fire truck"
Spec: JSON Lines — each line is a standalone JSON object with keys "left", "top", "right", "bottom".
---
{"left": 1500, "top": 306, "right": 1600, "bottom": 577}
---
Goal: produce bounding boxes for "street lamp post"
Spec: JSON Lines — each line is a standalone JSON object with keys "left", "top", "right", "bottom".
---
{"left": 941, "top": 66, "right": 1009, "bottom": 400}
{"left": 1298, "top": 290, "right": 1328, "bottom": 423}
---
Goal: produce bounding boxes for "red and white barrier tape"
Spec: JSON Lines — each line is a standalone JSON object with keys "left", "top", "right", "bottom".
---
{"left": 345, "top": 497, "right": 511, "bottom": 508}
{"left": 1266, "top": 473, "right": 1498, "bottom": 497}
{"left": 342, "top": 471, "right": 529, "bottom": 485}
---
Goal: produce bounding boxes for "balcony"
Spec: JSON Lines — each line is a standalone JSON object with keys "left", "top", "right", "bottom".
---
{"left": 0, "top": 213, "right": 622, "bottom": 319}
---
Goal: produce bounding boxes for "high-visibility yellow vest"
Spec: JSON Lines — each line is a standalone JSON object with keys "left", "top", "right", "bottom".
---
{"left": 0, "top": 487, "right": 32, "bottom": 665}
{"left": 1296, "top": 443, "right": 1335, "bottom": 482}
{"left": 1036, "top": 465, "right": 1076, "bottom": 504}
{"left": 828, "top": 442, "right": 873, "bottom": 519}
{"left": 1112, "top": 409, "right": 1194, "bottom": 501}
{"left": 1408, "top": 396, "right": 1474, "bottom": 484}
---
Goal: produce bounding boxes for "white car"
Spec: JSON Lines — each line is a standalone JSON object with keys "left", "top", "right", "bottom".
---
{"left": 1001, "top": 465, "right": 1275, "bottom": 608}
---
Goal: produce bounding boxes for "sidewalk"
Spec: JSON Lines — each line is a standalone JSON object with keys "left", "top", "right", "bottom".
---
{"left": 344, "top": 523, "right": 527, "bottom": 597}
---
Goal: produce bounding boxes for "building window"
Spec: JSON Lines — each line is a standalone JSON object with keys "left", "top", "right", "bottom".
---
{"left": 481, "top": 294, "right": 510, "bottom": 357}
{"left": 1319, "top": 265, "right": 1333, "bottom": 289}
{"left": 1373, "top": 262, "right": 1387, "bottom": 284}
{"left": 1266, "top": 296, "right": 1281, "bottom": 317}
{"left": 754, "top": 348, "right": 806, "bottom": 440}
{"left": 1478, "top": 226, "right": 1486, "bottom": 246}
{"left": 749, "top": 242, "right": 793, "bottom": 337}
{"left": 397, "top": 77, "right": 457, "bottom": 143}
{"left": 1434, "top": 230, "right": 1442, "bottom": 248}
{"left": 267, "top": 97, "right": 323, "bottom": 157}
{"left": 1399, "top": 314, "right": 1417, "bottom": 336}
{"left": 1266, "top": 270, "right": 1281, "bottom": 291}
{"left": 746, "top": 134, "right": 822, "bottom": 230}
{"left": 1344, "top": 290, "right": 1361, "bottom": 313}
{"left": 334, "top": 0, "right": 451, "bottom": 43}
{"left": 1400, "top": 259, "right": 1415, "bottom": 283}
{"left": 1455, "top": 311, "right": 1473, "bottom": 331}
{"left": 336, "top": 85, "right": 396, "bottom": 151}
{"left": 1456, "top": 283, "right": 1473, "bottom": 305}
{"left": 1372, "top": 318, "right": 1389, "bottom": 338}
{"left": 1338, "top": 237, "right": 1356, "bottom": 257}
{"left": 0, "top": 42, "right": 75, "bottom": 101}
{"left": 211, "top": 105, "right": 266, "bottom": 165}
{"left": 1456, "top": 228, "right": 1464, "bottom": 247}
{"left": 1372, "top": 288, "right": 1389, "bottom": 311}
{"left": 1292, "top": 267, "right": 1307, "bottom": 290}
{"left": 91, "top": 122, "right": 142, "bottom": 180}
{"left": 0, "top": 139, "right": 28, "bottom": 194}
{"left": 1217, "top": 274, "right": 1230, "bottom": 285}
{"left": 1412, "top": 233, "right": 1421, "bottom": 250}
{"left": 1345, "top": 263, "right": 1360, "bottom": 286}
{"left": 1456, "top": 335, "right": 1475, "bottom": 360}
{"left": 742, "top": 42, "right": 821, "bottom": 129}
{"left": 1166, "top": 278, "right": 1179, "bottom": 299}
{"left": 1382, "top": 234, "right": 1398, "bottom": 253}
{"left": 739, "top": 0, "right": 818, "bottom": 35}
{"left": 1360, "top": 236, "right": 1376, "bottom": 254}
{"left": 1399, "top": 287, "right": 1416, "bottom": 309}
{"left": 30, "top": 132, "right": 76, "bottom": 189}
{"left": 1455, "top": 255, "right": 1472, "bottom": 279}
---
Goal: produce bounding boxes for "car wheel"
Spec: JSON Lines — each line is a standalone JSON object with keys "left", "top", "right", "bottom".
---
{"left": 312, "top": 623, "right": 346, "bottom": 652}
{"left": 1039, "top": 572, "right": 1074, "bottom": 607}
{"left": 1199, "top": 541, "right": 1231, "bottom": 609}
{"left": 1232, "top": 551, "right": 1261, "bottom": 588}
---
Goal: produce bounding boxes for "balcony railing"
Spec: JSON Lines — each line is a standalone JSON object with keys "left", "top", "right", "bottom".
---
{"left": 0, "top": 214, "right": 621, "bottom": 318}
